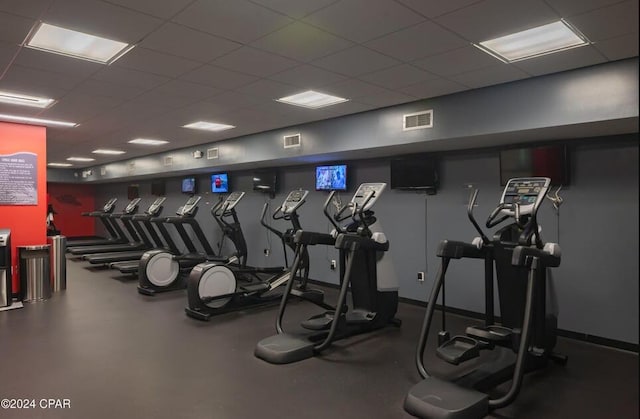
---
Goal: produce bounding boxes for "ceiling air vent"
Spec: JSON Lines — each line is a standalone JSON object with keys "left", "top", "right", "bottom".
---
{"left": 164, "top": 156, "right": 173, "bottom": 167}
{"left": 403, "top": 110, "right": 433, "bottom": 131}
{"left": 207, "top": 147, "right": 219, "bottom": 159}
{"left": 283, "top": 133, "right": 301, "bottom": 149}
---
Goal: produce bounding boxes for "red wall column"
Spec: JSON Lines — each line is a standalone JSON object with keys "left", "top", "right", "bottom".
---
{"left": 0, "top": 121, "right": 47, "bottom": 293}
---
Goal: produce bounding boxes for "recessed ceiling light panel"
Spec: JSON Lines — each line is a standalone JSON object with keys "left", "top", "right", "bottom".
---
{"left": 182, "top": 121, "right": 236, "bottom": 132}
{"left": 277, "top": 90, "right": 348, "bottom": 109}
{"left": 0, "top": 91, "right": 55, "bottom": 108}
{"left": 67, "top": 157, "right": 95, "bottom": 162}
{"left": 26, "top": 22, "right": 133, "bottom": 64}
{"left": 476, "top": 20, "right": 589, "bottom": 63}
{"left": 128, "top": 138, "right": 169, "bottom": 146}
{"left": 92, "top": 149, "right": 126, "bottom": 155}
{"left": 47, "top": 162, "right": 73, "bottom": 167}
{"left": 0, "top": 113, "right": 77, "bottom": 127}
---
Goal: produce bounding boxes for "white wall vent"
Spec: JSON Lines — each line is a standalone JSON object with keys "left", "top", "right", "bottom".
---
{"left": 127, "top": 162, "right": 135, "bottom": 174}
{"left": 207, "top": 147, "right": 219, "bottom": 159}
{"left": 283, "top": 133, "right": 301, "bottom": 148}
{"left": 100, "top": 167, "right": 107, "bottom": 176}
{"left": 164, "top": 156, "right": 173, "bottom": 167}
{"left": 403, "top": 110, "right": 433, "bottom": 131}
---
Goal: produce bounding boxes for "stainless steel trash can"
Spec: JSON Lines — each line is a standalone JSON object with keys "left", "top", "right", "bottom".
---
{"left": 19, "top": 245, "right": 51, "bottom": 303}
{"left": 48, "top": 235, "right": 67, "bottom": 291}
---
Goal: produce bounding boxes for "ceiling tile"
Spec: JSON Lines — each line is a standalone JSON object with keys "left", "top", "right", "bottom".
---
{"left": 0, "top": 11, "right": 34, "bottom": 44}
{"left": 412, "top": 46, "right": 499, "bottom": 77}
{"left": 1, "top": 64, "right": 84, "bottom": 91}
{"left": 322, "top": 78, "right": 393, "bottom": 99}
{"left": 234, "top": 79, "right": 297, "bottom": 100}
{"left": 0, "top": 40, "right": 18, "bottom": 70}
{"left": 173, "top": 0, "right": 292, "bottom": 44}
{"left": 212, "top": 46, "right": 299, "bottom": 77}
{"left": 169, "top": 101, "right": 242, "bottom": 123}
{"left": 312, "top": 46, "right": 400, "bottom": 77}
{"left": 513, "top": 45, "right": 606, "bottom": 76}
{"left": 268, "top": 64, "right": 347, "bottom": 87}
{"left": 593, "top": 32, "right": 639, "bottom": 61}
{"left": 42, "top": 0, "right": 163, "bottom": 43}
{"left": 114, "top": 47, "right": 201, "bottom": 78}
{"left": 365, "top": 21, "right": 468, "bottom": 62}
{"left": 435, "top": 0, "right": 559, "bottom": 42}
{"left": 206, "top": 90, "right": 265, "bottom": 109}
{"left": 0, "top": 0, "right": 50, "bottom": 19}
{"left": 248, "top": 0, "right": 339, "bottom": 19}
{"left": 91, "top": 66, "right": 170, "bottom": 90}
{"left": 303, "top": 0, "right": 424, "bottom": 43}
{"left": 398, "top": 77, "right": 468, "bottom": 99}
{"left": 130, "top": 89, "right": 201, "bottom": 109}
{"left": 180, "top": 65, "right": 258, "bottom": 90}
{"left": 355, "top": 90, "right": 417, "bottom": 108}
{"left": 153, "top": 80, "right": 221, "bottom": 100}
{"left": 448, "top": 64, "right": 530, "bottom": 89}
{"left": 140, "top": 23, "right": 242, "bottom": 63}
{"left": 72, "top": 79, "right": 148, "bottom": 101}
{"left": 39, "top": 92, "right": 124, "bottom": 122}
{"left": 0, "top": 103, "right": 41, "bottom": 116}
{"left": 567, "top": 1, "right": 639, "bottom": 42}
{"left": 102, "top": 0, "right": 194, "bottom": 19}
{"left": 394, "top": 0, "right": 481, "bottom": 19}
{"left": 544, "top": 0, "right": 626, "bottom": 17}
{"left": 14, "top": 47, "right": 104, "bottom": 78}
{"left": 251, "top": 22, "right": 353, "bottom": 62}
{"left": 359, "top": 64, "right": 439, "bottom": 89}
{"left": 0, "top": 78, "right": 68, "bottom": 103}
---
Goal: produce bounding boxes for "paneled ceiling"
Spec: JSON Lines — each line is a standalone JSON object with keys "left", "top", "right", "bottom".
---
{"left": 0, "top": 0, "right": 637, "bottom": 167}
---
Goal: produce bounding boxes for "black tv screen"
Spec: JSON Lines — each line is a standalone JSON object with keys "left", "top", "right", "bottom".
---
{"left": 127, "top": 185, "right": 139, "bottom": 200}
{"left": 181, "top": 177, "right": 196, "bottom": 194}
{"left": 500, "top": 145, "right": 569, "bottom": 185}
{"left": 316, "top": 164, "right": 347, "bottom": 191}
{"left": 210, "top": 173, "right": 229, "bottom": 193}
{"left": 252, "top": 171, "right": 277, "bottom": 193}
{"left": 151, "top": 180, "right": 165, "bottom": 196}
{"left": 390, "top": 155, "right": 438, "bottom": 191}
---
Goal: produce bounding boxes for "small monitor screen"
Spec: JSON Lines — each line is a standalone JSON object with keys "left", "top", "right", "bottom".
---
{"left": 151, "top": 180, "right": 165, "bottom": 196}
{"left": 181, "top": 177, "right": 196, "bottom": 194}
{"left": 211, "top": 173, "right": 229, "bottom": 193}
{"left": 127, "top": 185, "right": 139, "bottom": 200}
{"left": 500, "top": 145, "right": 569, "bottom": 185}
{"left": 316, "top": 164, "right": 347, "bottom": 191}
{"left": 252, "top": 171, "right": 277, "bottom": 193}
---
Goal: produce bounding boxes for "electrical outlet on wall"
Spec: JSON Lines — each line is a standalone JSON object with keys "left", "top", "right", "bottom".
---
{"left": 264, "top": 249, "right": 270, "bottom": 256}
{"left": 330, "top": 260, "right": 336, "bottom": 270}
{"left": 417, "top": 272, "right": 425, "bottom": 282}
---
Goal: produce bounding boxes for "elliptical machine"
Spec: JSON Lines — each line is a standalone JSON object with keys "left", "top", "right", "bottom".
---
{"left": 185, "top": 189, "right": 321, "bottom": 320}
{"left": 185, "top": 190, "right": 322, "bottom": 320}
{"left": 404, "top": 177, "right": 566, "bottom": 419}
{"left": 255, "top": 183, "right": 400, "bottom": 364}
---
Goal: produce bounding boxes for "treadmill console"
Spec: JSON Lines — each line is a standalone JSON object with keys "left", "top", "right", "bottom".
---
{"left": 222, "top": 192, "right": 245, "bottom": 212}
{"left": 352, "top": 183, "right": 386, "bottom": 212}
{"left": 178, "top": 196, "right": 201, "bottom": 217}
{"left": 103, "top": 198, "right": 117, "bottom": 212}
{"left": 124, "top": 198, "right": 142, "bottom": 214}
{"left": 500, "top": 177, "right": 550, "bottom": 216}
{"left": 147, "top": 197, "right": 166, "bottom": 216}
{"left": 281, "top": 190, "right": 309, "bottom": 214}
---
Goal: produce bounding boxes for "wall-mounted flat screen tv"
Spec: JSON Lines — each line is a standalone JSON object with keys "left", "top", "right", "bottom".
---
{"left": 390, "top": 155, "right": 439, "bottom": 192}
{"left": 151, "top": 180, "right": 165, "bottom": 196}
{"left": 210, "top": 173, "right": 229, "bottom": 193}
{"left": 500, "top": 145, "right": 569, "bottom": 185}
{"left": 316, "top": 164, "right": 347, "bottom": 191}
{"left": 127, "top": 185, "right": 139, "bottom": 200}
{"left": 252, "top": 170, "right": 277, "bottom": 194}
{"left": 181, "top": 177, "right": 196, "bottom": 194}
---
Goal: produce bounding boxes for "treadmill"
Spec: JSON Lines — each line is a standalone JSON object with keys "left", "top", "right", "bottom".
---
{"left": 68, "top": 198, "right": 142, "bottom": 256}
{"left": 65, "top": 198, "right": 123, "bottom": 248}
{"left": 85, "top": 197, "right": 167, "bottom": 265}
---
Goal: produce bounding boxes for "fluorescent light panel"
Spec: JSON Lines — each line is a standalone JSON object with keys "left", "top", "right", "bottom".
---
{"left": 0, "top": 113, "right": 77, "bottom": 127}
{"left": 92, "top": 149, "right": 126, "bottom": 155}
{"left": 128, "top": 138, "right": 169, "bottom": 146}
{"left": 0, "top": 91, "right": 55, "bottom": 108}
{"left": 476, "top": 20, "right": 589, "bottom": 63}
{"left": 48, "top": 162, "right": 73, "bottom": 167}
{"left": 26, "top": 22, "right": 133, "bottom": 64}
{"left": 67, "top": 157, "right": 95, "bottom": 162}
{"left": 183, "top": 121, "right": 235, "bottom": 131}
{"left": 277, "top": 90, "right": 348, "bottom": 109}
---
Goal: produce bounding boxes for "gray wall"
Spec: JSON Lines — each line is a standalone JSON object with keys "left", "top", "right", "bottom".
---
{"left": 94, "top": 136, "right": 639, "bottom": 345}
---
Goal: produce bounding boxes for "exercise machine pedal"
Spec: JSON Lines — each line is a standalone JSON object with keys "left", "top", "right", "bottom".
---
{"left": 436, "top": 336, "right": 482, "bottom": 365}
{"left": 404, "top": 377, "right": 488, "bottom": 419}
{"left": 465, "top": 325, "right": 512, "bottom": 343}
{"left": 301, "top": 312, "right": 336, "bottom": 330}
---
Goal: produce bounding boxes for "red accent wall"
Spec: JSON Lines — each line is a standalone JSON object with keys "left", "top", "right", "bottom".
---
{"left": 0, "top": 122, "right": 47, "bottom": 292}
{"left": 47, "top": 182, "right": 96, "bottom": 237}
